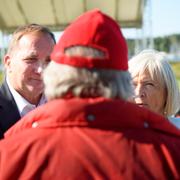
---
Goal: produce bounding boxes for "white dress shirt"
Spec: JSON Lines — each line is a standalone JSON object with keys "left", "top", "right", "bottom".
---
{"left": 7, "top": 77, "right": 46, "bottom": 117}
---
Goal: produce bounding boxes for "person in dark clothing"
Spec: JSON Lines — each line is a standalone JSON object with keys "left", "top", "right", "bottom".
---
{"left": 0, "top": 24, "right": 55, "bottom": 138}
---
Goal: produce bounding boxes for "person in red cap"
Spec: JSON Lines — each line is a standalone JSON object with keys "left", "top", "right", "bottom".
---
{"left": 0, "top": 9, "right": 180, "bottom": 180}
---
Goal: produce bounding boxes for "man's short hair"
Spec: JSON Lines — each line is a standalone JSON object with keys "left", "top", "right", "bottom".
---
{"left": 7, "top": 23, "right": 56, "bottom": 54}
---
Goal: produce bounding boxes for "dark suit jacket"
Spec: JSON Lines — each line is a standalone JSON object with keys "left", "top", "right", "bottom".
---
{"left": 0, "top": 81, "right": 20, "bottom": 138}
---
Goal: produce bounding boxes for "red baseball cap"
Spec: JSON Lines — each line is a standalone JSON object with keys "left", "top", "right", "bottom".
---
{"left": 51, "top": 9, "right": 128, "bottom": 70}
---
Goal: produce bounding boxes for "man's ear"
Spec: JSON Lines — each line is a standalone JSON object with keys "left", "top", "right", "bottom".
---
{"left": 3, "top": 54, "right": 12, "bottom": 71}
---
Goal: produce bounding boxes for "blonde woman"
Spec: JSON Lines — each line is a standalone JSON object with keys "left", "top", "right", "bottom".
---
{"left": 129, "top": 49, "right": 180, "bottom": 127}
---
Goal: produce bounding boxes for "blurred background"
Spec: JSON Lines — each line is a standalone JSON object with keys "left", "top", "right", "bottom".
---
{"left": 0, "top": 0, "right": 179, "bottom": 86}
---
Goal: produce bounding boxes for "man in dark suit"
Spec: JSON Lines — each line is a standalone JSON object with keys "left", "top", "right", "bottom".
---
{"left": 0, "top": 24, "right": 55, "bottom": 138}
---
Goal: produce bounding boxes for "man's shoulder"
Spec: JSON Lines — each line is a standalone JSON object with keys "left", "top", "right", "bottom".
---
{"left": 0, "top": 81, "right": 11, "bottom": 103}
{"left": 0, "top": 82, "right": 7, "bottom": 99}
{"left": 0, "top": 80, "right": 9, "bottom": 92}
{"left": 0, "top": 81, "right": 21, "bottom": 135}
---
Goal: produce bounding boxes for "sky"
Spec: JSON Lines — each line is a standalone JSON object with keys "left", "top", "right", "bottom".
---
{"left": 122, "top": 0, "right": 180, "bottom": 38}
{"left": 152, "top": 0, "right": 180, "bottom": 37}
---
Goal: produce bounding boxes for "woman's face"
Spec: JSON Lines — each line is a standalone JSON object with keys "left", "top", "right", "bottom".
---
{"left": 132, "top": 70, "right": 166, "bottom": 116}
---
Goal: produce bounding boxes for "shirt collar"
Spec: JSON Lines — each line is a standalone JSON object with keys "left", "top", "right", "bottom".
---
{"left": 6, "top": 77, "right": 47, "bottom": 117}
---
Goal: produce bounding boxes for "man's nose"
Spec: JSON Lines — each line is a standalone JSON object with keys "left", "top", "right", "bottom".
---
{"left": 36, "top": 65, "right": 43, "bottom": 74}
{"left": 34, "top": 61, "right": 46, "bottom": 74}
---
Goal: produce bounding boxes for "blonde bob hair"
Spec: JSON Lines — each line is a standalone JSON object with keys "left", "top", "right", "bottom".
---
{"left": 129, "top": 49, "right": 180, "bottom": 117}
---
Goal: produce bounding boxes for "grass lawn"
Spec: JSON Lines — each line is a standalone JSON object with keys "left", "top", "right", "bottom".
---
{"left": 0, "top": 71, "right": 3, "bottom": 84}
{"left": 170, "top": 62, "right": 180, "bottom": 88}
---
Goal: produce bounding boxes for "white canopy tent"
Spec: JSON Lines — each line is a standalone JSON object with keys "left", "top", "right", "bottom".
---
{"left": 0, "top": 0, "right": 143, "bottom": 32}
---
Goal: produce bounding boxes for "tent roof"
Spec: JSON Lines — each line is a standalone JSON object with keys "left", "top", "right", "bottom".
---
{"left": 0, "top": 0, "right": 143, "bottom": 32}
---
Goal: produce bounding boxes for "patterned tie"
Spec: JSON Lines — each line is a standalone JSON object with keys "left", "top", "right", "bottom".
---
{"left": 21, "top": 105, "right": 35, "bottom": 117}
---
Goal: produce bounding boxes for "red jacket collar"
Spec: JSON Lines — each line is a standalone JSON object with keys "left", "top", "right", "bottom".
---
{"left": 5, "top": 98, "right": 180, "bottom": 138}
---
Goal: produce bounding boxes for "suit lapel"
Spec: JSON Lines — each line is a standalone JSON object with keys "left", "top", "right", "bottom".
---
{"left": 0, "top": 81, "right": 21, "bottom": 133}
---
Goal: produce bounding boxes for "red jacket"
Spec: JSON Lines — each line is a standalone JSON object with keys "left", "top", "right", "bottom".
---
{"left": 0, "top": 98, "right": 180, "bottom": 180}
